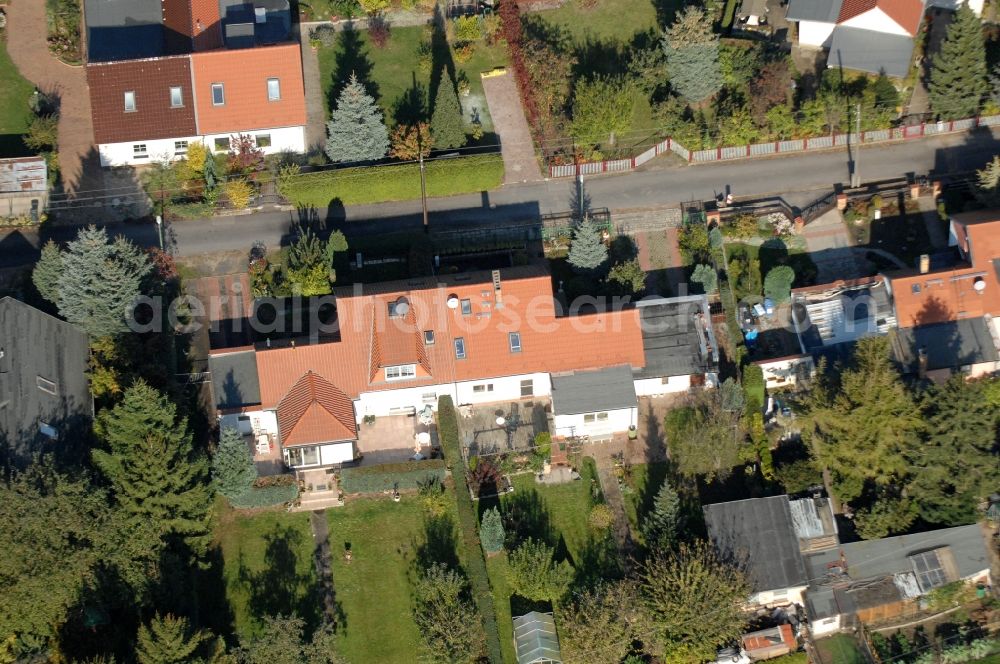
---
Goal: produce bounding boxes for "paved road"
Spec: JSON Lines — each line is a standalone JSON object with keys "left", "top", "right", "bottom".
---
{"left": 4, "top": 128, "right": 998, "bottom": 267}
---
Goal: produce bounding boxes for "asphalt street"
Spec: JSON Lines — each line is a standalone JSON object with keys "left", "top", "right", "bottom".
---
{"left": 3, "top": 128, "right": 997, "bottom": 267}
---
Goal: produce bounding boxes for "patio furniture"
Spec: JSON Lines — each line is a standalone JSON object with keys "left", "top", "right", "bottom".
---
{"left": 416, "top": 431, "right": 431, "bottom": 446}
{"left": 256, "top": 435, "right": 270, "bottom": 455}
{"left": 418, "top": 405, "right": 434, "bottom": 425}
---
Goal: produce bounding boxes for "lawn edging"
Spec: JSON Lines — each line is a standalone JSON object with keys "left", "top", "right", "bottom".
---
{"left": 438, "top": 395, "right": 504, "bottom": 664}
{"left": 282, "top": 153, "right": 504, "bottom": 208}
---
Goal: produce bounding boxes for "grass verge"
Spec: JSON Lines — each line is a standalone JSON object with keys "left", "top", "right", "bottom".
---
{"left": 0, "top": 39, "right": 36, "bottom": 156}
{"left": 282, "top": 153, "right": 504, "bottom": 207}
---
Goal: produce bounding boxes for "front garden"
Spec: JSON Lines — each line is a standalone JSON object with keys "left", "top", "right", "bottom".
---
{"left": 0, "top": 38, "right": 36, "bottom": 157}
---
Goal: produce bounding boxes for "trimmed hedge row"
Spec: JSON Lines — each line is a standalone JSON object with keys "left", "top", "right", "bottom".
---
{"left": 339, "top": 460, "right": 447, "bottom": 494}
{"left": 229, "top": 484, "right": 299, "bottom": 509}
{"left": 282, "top": 153, "right": 505, "bottom": 208}
{"left": 438, "top": 396, "right": 503, "bottom": 664}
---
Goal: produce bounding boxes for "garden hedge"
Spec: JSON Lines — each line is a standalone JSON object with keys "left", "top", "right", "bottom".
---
{"left": 229, "top": 484, "right": 299, "bottom": 509}
{"left": 339, "top": 460, "right": 446, "bottom": 494}
{"left": 438, "top": 395, "right": 503, "bottom": 664}
{"left": 281, "top": 153, "right": 504, "bottom": 207}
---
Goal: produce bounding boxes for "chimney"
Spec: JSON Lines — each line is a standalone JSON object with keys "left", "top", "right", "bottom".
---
{"left": 919, "top": 254, "right": 930, "bottom": 274}
{"left": 492, "top": 269, "right": 503, "bottom": 308}
{"left": 917, "top": 346, "right": 928, "bottom": 380}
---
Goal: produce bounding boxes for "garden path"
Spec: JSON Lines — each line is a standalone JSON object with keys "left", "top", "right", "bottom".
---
{"left": 481, "top": 72, "right": 543, "bottom": 184}
{"left": 590, "top": 445, "right": 637, "bottom": 566}
{"left": 5, "top": 0, "right": 102, "bottom": 195}
{"left": 309, "top": 510, "right": 339, "bottom": 624}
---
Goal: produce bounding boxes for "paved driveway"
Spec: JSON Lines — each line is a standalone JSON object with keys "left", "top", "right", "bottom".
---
{"left": 481, "top": 72, "right": 543, "bottom": 185}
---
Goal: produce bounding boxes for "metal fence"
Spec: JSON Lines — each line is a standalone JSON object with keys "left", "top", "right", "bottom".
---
{"left": 547, "top": 114, "right": 1000, "bottom": 178}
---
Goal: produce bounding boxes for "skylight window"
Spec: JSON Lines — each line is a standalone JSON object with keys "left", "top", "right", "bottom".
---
{"left": 169, "top": 86, "right": 183, "bottom": 108}
{"left": 211, "top": 83, "right": 225, "bottom": 106}
{"left": 123, "top": 91, "right": 136, "bottom": 112}
{"left": 454, "top": 337, "right": 466, "bottom": 359}
{"left": 509, "top": 331, "right": 522, "bottom": 353}
{"left": 267, "top": 78, "right": 281, "bottom": 101}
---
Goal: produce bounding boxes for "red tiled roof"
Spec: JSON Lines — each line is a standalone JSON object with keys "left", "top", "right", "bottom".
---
{"left": 743, "top": 625, "right": 796, "bottom": 654}
{"left": 86, "top": 56, "right": 198, "bottom": 144}
{"left": 277, "top": 371, "right": 357, "bottom": 446}
{"left": 190, "top": 43, "right": 307, "bottom": 135}
{"left": 256, "top": 267, "right": 647, "bottom": 409}
{"left": 837, "top": 0, "right": 924, "bottom": 35}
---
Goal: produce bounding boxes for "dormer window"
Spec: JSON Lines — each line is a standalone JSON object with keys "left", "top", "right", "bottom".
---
{"left": 385, "top": 364, "right": 416, "bottom": 381}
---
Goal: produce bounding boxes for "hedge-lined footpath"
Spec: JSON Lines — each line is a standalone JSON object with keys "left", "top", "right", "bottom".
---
{"left": 438, "top": 396, "right": 503, "bottom": 664}
{"left": 281, "top": 153, "right": 504, "bottom": 208}
{"left": 340, "top": 460, "right": 446, "bottom": 494}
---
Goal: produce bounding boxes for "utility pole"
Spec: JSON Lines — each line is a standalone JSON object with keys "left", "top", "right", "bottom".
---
{"left": 851, "top": 102, "right": 862, "bottom": 188}
{"left": 155, "top": 215, "right": 164, "bottom": 250}
{"left": 418, "top": 131, "right": 429, "bottom": 232}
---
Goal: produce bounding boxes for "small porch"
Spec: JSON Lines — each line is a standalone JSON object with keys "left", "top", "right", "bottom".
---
{"left": 291, "top": 467, "right": 343, "bottom": 511}
{"left": 356, "top": 411, "right": 439, "bottom": 466}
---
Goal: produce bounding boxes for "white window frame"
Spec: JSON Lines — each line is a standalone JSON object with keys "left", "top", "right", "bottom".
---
{"left": 583, "top": 412, "right": 609, "bottom": 424}
{"left": 174, "top": 140, "right": 189, "bottom": 155}
{"left": 472, "top": 384, "right": 494, "bottom": 393}
{"left": 454, "top": 337, "right": 466, "bottom": 359}
{"left": 520, "top": 379, "right": 533, "bottom": 397}
{"left": 460, "top": 299, "right": 472, "bottom": 315}
{"left": 169, "top": 86, "right": 183, "bottom": 108}
{"left": 133, "top": 144, "right": 149, "bottom": 159}
{"left": 509, "top": 331, "right": 522, "bottom": 353}
{"left": 424, "top": 330, "right": 435, "bottom": 345}
{"left": 285, "top": 445, "right": 320, "bottom": 467}
{"left": 267, "top": 77, "right": 281, "bottom": 101}
{"left": 254, "top": 133, "right": 272, "bottom": 148}
{"left": 213, "top": 137, "right": 230, "bottom": 152}
{"left": 124, "top": 90, "right": 136, "bottom": 112}
{"left": 36, "top": 376, "right": 57, "bottom": 396}
{"left": 422, "top": 392, "right": 437, "bottom": 404}
{"left": 385, "top": 364, "right": 416, "bottom": 381}
{"left": 211, "top": 82, "right": 225, "bottom": 106}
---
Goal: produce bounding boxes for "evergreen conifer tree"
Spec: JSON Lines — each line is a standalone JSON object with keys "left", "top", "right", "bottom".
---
{"left": 929, "top": 3, "right": 988, "bottom": 120}
{"left": 479, "top": 507, "right": 505, "bottom": 554}
{"left": 567, "top": 218, "right": 608, "bottom": 273}
{"left": 325, "top": 74, "right": 389, "bottom": 163}
{"left": 136, "top": 614, "right": 207, "bottom": 664}
{"left": 32, "top": 240, "right": 64, "bottom": 305}
{"left": 642, "top": 480, "right": 682, "bottom": 548}
{"left": 431, "top": 69, "right": 466, "bottom": 150}
{"left": 661, "top": 6, "right": 722, "bottom": 103}
{"left": 93, "top": 381, "right": 212, "bottom": 559}
{"left": 57, "top": 226, "right": 151, "bottom": 338}
{"left": 212, "top": 427, "right": 258, "bottom": 501}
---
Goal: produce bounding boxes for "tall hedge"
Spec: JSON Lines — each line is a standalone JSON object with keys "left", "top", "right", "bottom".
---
{"left": 340, "top": 460, "right": 446, "bottom": 493}
{"left": 281, "top": 153, "right": 503, "bottom": 207}
{"left": 438, "top": 396, "right": 503, "bottom": 664}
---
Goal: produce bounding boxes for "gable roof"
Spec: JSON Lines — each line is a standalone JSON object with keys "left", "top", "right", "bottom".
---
{"left": 704, "top": 495, "right": 810, "bottom": 592}
{"left": 551, "top": 365, "right": 637, "bottom": 415}
{"left": 512, "top": 612, "right": 561, "bottom": 664}
{"left": 255, "top": 267, "right": 647, "bottom": 408}
{"left": 277, "top": 371, "right": 356, "bottom": 446}
{"left": 837, "top": 0, "right": 924, "bottom": 34}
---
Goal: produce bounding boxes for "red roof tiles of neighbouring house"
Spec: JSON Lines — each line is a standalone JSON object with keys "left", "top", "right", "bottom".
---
{"left": 277, "top": 371, "right": 357, "bottom": 446}
{"left": 837, "top": 0, "right": 924, "bottom": 35}
{"left": 255, "top": 267, "right": 647, "bottom": 409}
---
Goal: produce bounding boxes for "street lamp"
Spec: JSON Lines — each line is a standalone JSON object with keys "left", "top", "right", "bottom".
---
{"left": 155, "top": 215, "right": 163, "bottom": 250}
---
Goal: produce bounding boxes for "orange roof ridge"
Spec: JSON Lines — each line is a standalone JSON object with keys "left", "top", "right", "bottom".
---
{"left": 277, "top": 371, "right": 356, "bottom": 446}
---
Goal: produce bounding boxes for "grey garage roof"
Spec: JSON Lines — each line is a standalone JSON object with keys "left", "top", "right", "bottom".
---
{"left": 829, "top": 27, "right": 915, "bottom": 78}
{"left": 513, "top": 611, "right": 562, "bottom": 664}
{"left": 704, "top": 495, "right": 810, "bottom": 592}
{"left": 892, "top": 318, "right": 999, "bottom": 373}
{"left": 84, "top": 0, "right": 165, "bottom": 61}
{"left": 634, "top": 296, "right": 718, "bottom": 379}
{"left": 210, "top": 350, "right": 262, "bottom": 410}
{"left": 551, "top": 365, "right": 636, "bottom": 416}
{"left": 786, "top": 0, "right": 842, "bottom": 22}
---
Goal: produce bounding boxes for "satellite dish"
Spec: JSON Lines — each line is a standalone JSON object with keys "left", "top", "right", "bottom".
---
{"left": 974, "top": 278, "right": 986, "bottom": 292}
{"left": 395, "top": 298, "right": 410, "bottom": 315}
{"left": 446, "top": 295, "right": 459, "bottom": 309}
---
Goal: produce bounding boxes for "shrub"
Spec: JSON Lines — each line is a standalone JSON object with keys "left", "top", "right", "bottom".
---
{"left": 224, "top": 178, "right": 254, "bottom": 209}
{"left": 453, "top": 42, "right": 476, "bottom": 63}
{"left": 534, "top": 432, "right": 552, "bottom": 457}
{"left": 309, "top": 24, "right": 339, "bottom": 48}
{"left": 368, "top": 16, "right": 390, "bottom": 48}
{"left": 742, "top": 364, "right": 765, "bottom": 413}
{"left": 339, "top": 459, "right": 446, "bottom": 493}
{"left": 24, "top": 115, "right": 59, "bottom": 151}
{"left": 479, "top": 506, "right": 506, "bottom": 553}
{"left": 588, "top": 503, "right": 614, "bottom": 531}
{"left": 229, "top": 484, "right": 299, "bottom": 508}
{"left": 281, "top": 153, "right": 503, "bottom": 207}
{"left": 438, "top": 396, "right": 503, "bottom": 663}
{"left": 453, "top": 15, "right": 482, "bottom": 42}
{"left": 763, "top": 265, "right": 795, "bottom": 303}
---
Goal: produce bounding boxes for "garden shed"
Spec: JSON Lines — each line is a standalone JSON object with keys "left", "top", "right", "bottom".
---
{"left": 550, "top": 365, "right": 637, "bottom": 439}
{"left": 513, "top": 611, "right": 562, "bottom": 664}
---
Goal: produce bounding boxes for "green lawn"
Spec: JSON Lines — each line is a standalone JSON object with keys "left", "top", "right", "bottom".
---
{"left": 0, "top": 39, "right": 36, "bottom": 156}
{"left": 533, "top": 0, "right": 660, "bottom": 44}
{"left": 215, "top": 507, "right": 322, "bottom": 639}
{"left": 327, "top": 497, "right": 451, "bottom": 664}
{"left": 316, "top": 24, "right": 507, "bottom": 130}
{"left": 815, "top": 635, "right": 865, "bottom": 664}
{"left": 767, "top": 652, "right": 808, "bottom": 664}
{"left": 483, "top": 458, "right": 611, "bottom": 664}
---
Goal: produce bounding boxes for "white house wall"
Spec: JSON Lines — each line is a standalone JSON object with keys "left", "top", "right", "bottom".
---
{"left": 320, "top": 441, "right": 355, "bottom": 465}
{"left": 839, "top": 7, "right": 913, "bottom": 35}
{"left": 750, "top": 585, "right": 808, "bottom": 609}
{"left": 634, "top": 374, "right": 692, "bottom": 397}
{"left": 97, "top": 125, "right": 306, "bottom": 167}
{"left": 552, "top": 407, "right": 636, "bottom": 438}
{"left": 798, "top": 20, "right": 836, "bottom": 47}
{"left": 754, "top": 356, "right": 815, "bottom": 390}
{"left": 219, "top": 409, "right": 278, "bottom": 437}
{"left": 811, "top": 615, "right": 842, "bottom": 637}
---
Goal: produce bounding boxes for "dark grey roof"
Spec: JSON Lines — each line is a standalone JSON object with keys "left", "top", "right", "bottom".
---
{"left": 892, "top": 318, "right": 999, "bottom": 372}
{"left": 210, "top": 350, "right": 262, "bottom": 410}
{"left": 739, "top": 0, "right": 768, "bottom": 18}
{"left": 786, "top": 0, "right": 842, "bottom": 22}
{"left": 84, "top": 0, "right": 165, "bottom": 61}
{"left": 634, "top": 296, "right": 718, "bottom": 379}
{"left": 840, "top": 524, "right": 988, "bottom": 581}
{"left": 551, "top": 365, "right": 636, "bottom": 415}
{"left": 513, "top": 612, "right": 561, "bottom": 664}
{"left": 829, "top": 27, "right": 915, "bottom": 78}
{"left": 0, "top": 298, "right": 91, "bottom": 468}
{"left": 704, "top": 495, "right": 810, "bottom": 592}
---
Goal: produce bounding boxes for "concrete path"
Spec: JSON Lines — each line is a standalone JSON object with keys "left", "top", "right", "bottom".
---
{"left": 590, "top": 446, "right": 637, "bottom": 564}
{"left": 5, "top": 0, "right": 101, "bottom": 195}
{"left": 300, "top": 40, "right": 328, "bottom": 154}
{"left": 917, "top": 196, "right": 948, "bottom": 249}
{"left": 309, "top": 510, "right": 339, "bottom": 624}
{"left": 802, "top": 208, "right": 865, "bottom": 282}
{"left": 481, "top": 72, "right": 543, "bottom": 185}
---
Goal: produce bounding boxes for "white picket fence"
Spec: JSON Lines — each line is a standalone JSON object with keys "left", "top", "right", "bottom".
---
{"left": 547, "top": 114, "right": 1000, "bottom": 178}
